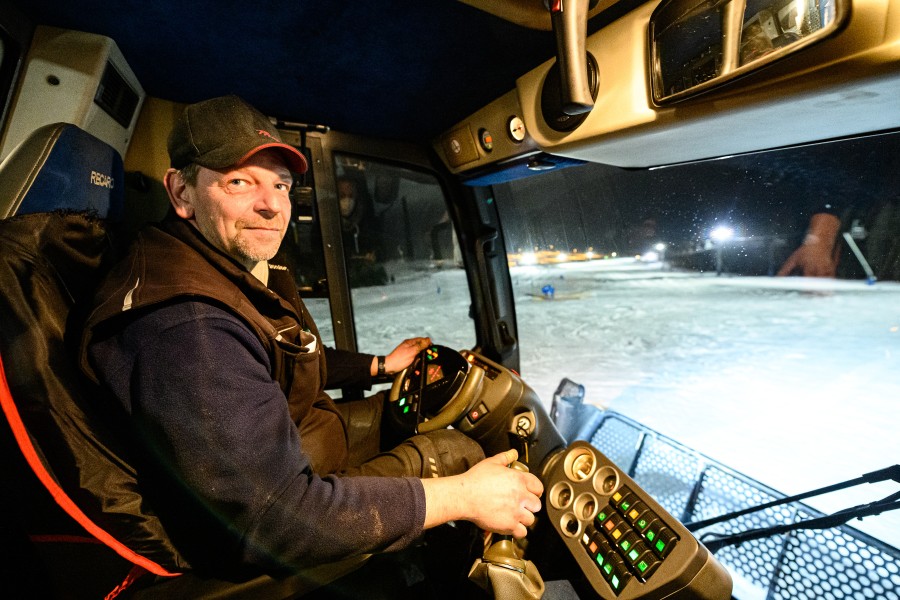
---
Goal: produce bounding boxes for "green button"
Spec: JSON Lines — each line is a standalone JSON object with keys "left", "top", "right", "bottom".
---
{"left": 628, "top": 548, "right": 640, "bottom": 561}
{"left": 403, "top": 406, "right": 410, "bottom": 414}
{"left": 603, "top": 562, "right": 613, "bottom": 576}
{"left": 611, "top": 574, "right": 621, "bottom": 590}
{"left": 621, "top": 540, "right": 631, "bottom": 552}
{"left": 621, "top": 500, "right": 631, "bottom": 512}
{"left": 637, "top": 517, "right": 648, "bottom": 529}
{"left": 596, "top": 553, "right": 604, "bottom": 566}
{"left": 637, "top": 560, "right": 649, "bottom": 573}
{"left": 646, "top": 529, "right": 656, "bottom": 542}
{"left": 596, "top": 510, "right": 608, "bottom": 523}
{"left": 656, "top": 539, "right": 666, "bottom": 553}
{"left": 399, "top": 398, "right": 406, "bottom": 406}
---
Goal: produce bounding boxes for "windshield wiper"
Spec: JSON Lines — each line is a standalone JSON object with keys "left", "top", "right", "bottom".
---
{"left": 683, "top": 465, "right": 900, "bottom": 552}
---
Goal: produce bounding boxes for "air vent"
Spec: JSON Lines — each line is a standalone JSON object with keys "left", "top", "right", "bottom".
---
{"left": 94, "top": 61, "right": 140, "bottom": 129}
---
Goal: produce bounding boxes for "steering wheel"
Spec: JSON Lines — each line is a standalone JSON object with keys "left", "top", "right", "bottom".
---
{"left": 387, "top": 345, "right": 485, "bottom": 434}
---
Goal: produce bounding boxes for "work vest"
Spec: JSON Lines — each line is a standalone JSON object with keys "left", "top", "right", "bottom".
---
{"left": 79, "top": 216, "right": 349, "bottom": 475}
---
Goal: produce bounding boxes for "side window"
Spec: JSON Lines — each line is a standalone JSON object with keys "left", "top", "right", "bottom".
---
{"left": 332, "top": 153, "right": 475, "bottom": 353}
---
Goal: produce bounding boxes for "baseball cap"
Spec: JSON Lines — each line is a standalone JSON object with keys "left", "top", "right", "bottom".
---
{"left": 168, "top": 95, "right": 308, "bottom": 174}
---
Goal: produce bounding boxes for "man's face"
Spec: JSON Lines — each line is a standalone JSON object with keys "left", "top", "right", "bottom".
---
{"left": 338, "top": 179, "right": 356, "bottom": 218}
{"left": 172, "top": 150, "right": 293, "bottom": 270}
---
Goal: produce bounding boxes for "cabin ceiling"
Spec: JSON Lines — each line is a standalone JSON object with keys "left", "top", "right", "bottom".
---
{"left": 14, "top": 0, "right": 563, "bottom": 143}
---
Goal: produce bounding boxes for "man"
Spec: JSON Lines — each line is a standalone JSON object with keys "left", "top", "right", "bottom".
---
{"left": 778, "top": 200, "right": 899, "bottom": 281}
{"left": 79, "top": 95, "right": 542, "bottom": 579}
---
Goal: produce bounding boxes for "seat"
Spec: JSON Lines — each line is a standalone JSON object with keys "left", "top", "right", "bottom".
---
{"left": 0, "top": 122, "right": 125, "bottom": 219}
{"left": 0, "top": 124, "right": 365, "bottom": 598}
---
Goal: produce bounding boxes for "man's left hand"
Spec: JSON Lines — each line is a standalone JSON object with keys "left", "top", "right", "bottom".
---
{"left": 373, "top": 337, "right": 432, "bottom": 376}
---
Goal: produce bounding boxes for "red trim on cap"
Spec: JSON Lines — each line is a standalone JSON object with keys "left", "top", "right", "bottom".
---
{"left": 239, "top": 142, "right": 309, "bottom": 173}
{"left": 0, "top": 353, "right": 179, "bottom": 577}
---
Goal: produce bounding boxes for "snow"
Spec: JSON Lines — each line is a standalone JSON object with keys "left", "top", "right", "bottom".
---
{"left": 310, "top": 257, "right": 900, "bottom": 550}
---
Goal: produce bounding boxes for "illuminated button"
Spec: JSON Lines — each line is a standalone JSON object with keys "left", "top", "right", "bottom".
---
{"left": 398, "top": 397, "right": 406, "bottom": 407}
{"left": 602, "top": 561, "right": 613, "bottom": 578}
{"left": 643, "top": 520, "right": 661, "bottom": 544}
{"left": 609, "top": 558, "right": 632, "bottom": 593}
{"left": 602, "top": 513, "right": 627, "bottom": 542}
{"left": 403, "top": 405, "right": 411, "bottom": 414}
{"left": 654, "top": 529, "right": 678, "bottom": 558}
{"left": 635, "top": 514, "right": 653, "bottom": 532}
{"left": 618, "top": 494, "right": 637, "bottom": 515}
{"left": 624, "top": 541, "right": 649, "bottom": 564}
{"left": 478, "top": 128, "right": 494, "bottom": 152}
{"left": 614, "top": 489, "right": 635, "bottom": 511}
{"left": 613, "top": 487, "right": 632, "bottom": 503}
{"left": 595, "top": 509, "right": 610, "bottom": 526}
{"left": 507, "top": 116, "right": 526, "bottom": 142}
{"left": 630, "top": 549, "right": 661, "bottom": 581}
{"left": 467, "top": 402, "right": 489, "bottom": 424}
{"left": 618, "top": 532, "right": 641, "bottom": 554}
{"left": 625, "top": 501, "right": 648, "bottom": 525}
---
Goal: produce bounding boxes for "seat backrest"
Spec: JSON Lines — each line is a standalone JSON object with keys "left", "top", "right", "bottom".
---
{"left": 0, "top": 122, "right": 124, "bottom": 220}
{"left": 0, "top": 124, "right": 186, "bottom": 596}
{"left": 0, "top": 124, "right": 365, "bottom": 598}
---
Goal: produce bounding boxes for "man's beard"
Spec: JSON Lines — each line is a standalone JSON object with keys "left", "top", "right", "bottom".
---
{"left": 232, "top": 220, "right": 284, "bottom": 264}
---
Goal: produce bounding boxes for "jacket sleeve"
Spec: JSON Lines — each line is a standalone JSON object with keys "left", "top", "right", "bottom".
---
{"left": 87, "top": 301, "right": 425, "bottom": 576}
{"left": 323, "top": 346, "right": 375, "bottom": 390}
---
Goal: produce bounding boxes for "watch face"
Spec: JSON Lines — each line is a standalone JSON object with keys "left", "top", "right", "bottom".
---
{"left": 507, "top": 116, "right": 526, "bottom": 142}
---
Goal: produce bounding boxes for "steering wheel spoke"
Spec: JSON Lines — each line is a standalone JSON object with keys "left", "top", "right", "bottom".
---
{"left": 387, "top": 345, "right": 478, "bottom": 435}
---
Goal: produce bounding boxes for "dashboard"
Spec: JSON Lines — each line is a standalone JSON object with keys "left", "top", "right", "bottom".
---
{"left": 434, "top": 0, "right": 900, "bottom": 174}
{"left": 544, "top": 441, "right": 732, "bottom": 598}
{"left": 387, "top": 346, "right": 732, "bottom": 598}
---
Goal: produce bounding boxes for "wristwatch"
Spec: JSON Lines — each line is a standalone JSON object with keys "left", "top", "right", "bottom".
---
{"left": 377, "top": 355, "right": 386, "bottom": 376}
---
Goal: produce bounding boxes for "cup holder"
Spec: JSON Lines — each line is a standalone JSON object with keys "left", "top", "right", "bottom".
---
{"left": 563, "top": 446, "right": 597, "bottom": 482}
{"left": 593, "top": 465, "right": 619, "bottom": 496}
{"left": 559, "top": 512, "right": 582, "bottom": 538}
{"left": 549, "top": 481, "right": 575, "bottom": 510}
{"left": 574, "top": 492, "right": 599, "bottom": 522}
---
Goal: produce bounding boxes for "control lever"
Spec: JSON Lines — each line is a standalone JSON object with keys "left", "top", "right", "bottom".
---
{"left": 547, "top": 0, "right": 594, "bottom": 115}
{"left": 468, "top": 460, "right": 546, "bottom": 599}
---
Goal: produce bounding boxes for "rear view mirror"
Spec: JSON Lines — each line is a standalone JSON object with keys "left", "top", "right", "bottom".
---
{"left": 650, "top": 0, "right": 848, "bottom": 103}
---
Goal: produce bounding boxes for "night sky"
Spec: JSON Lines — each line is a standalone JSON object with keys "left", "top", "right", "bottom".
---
{"left": 494, "top": 131, "right": 900, "bottom": 256}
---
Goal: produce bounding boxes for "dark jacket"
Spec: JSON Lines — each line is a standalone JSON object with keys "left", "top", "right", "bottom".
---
{"left": 79, "top": 217, "right": 425, "bottom": 577}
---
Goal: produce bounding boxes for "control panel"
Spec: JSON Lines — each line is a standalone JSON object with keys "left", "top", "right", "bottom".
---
{"left": 544, "top": 441, "right": 732, "bottom": 599}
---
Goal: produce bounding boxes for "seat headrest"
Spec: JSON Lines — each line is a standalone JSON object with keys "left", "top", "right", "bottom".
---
{"left": 0, "top": 123, "right": 124, "bottom": 220}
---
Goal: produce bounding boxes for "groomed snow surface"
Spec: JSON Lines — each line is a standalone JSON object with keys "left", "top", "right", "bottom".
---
{"left": 313, "top": 257, "right": 900, "bottom": 551}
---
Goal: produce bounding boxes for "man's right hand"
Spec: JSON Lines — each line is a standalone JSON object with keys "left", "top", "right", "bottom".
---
{"left": 421, "top": 449, "right": 544, "bottom": 539}
{"left": 777, "top": 212, "right": 841, "bottom": 277}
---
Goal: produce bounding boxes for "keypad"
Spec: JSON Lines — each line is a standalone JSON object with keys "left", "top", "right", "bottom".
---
{"left": 580, "top": 486, "right": 679, "bottom": 595}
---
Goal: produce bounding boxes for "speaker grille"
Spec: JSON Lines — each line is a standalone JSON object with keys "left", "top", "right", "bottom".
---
{"left": 94, "top": 61, "right": 140, "bottom": 128}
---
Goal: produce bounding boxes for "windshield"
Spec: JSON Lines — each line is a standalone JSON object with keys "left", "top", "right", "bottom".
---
{"left": 492, "top": 132, "right": 900, "bottom": 550}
